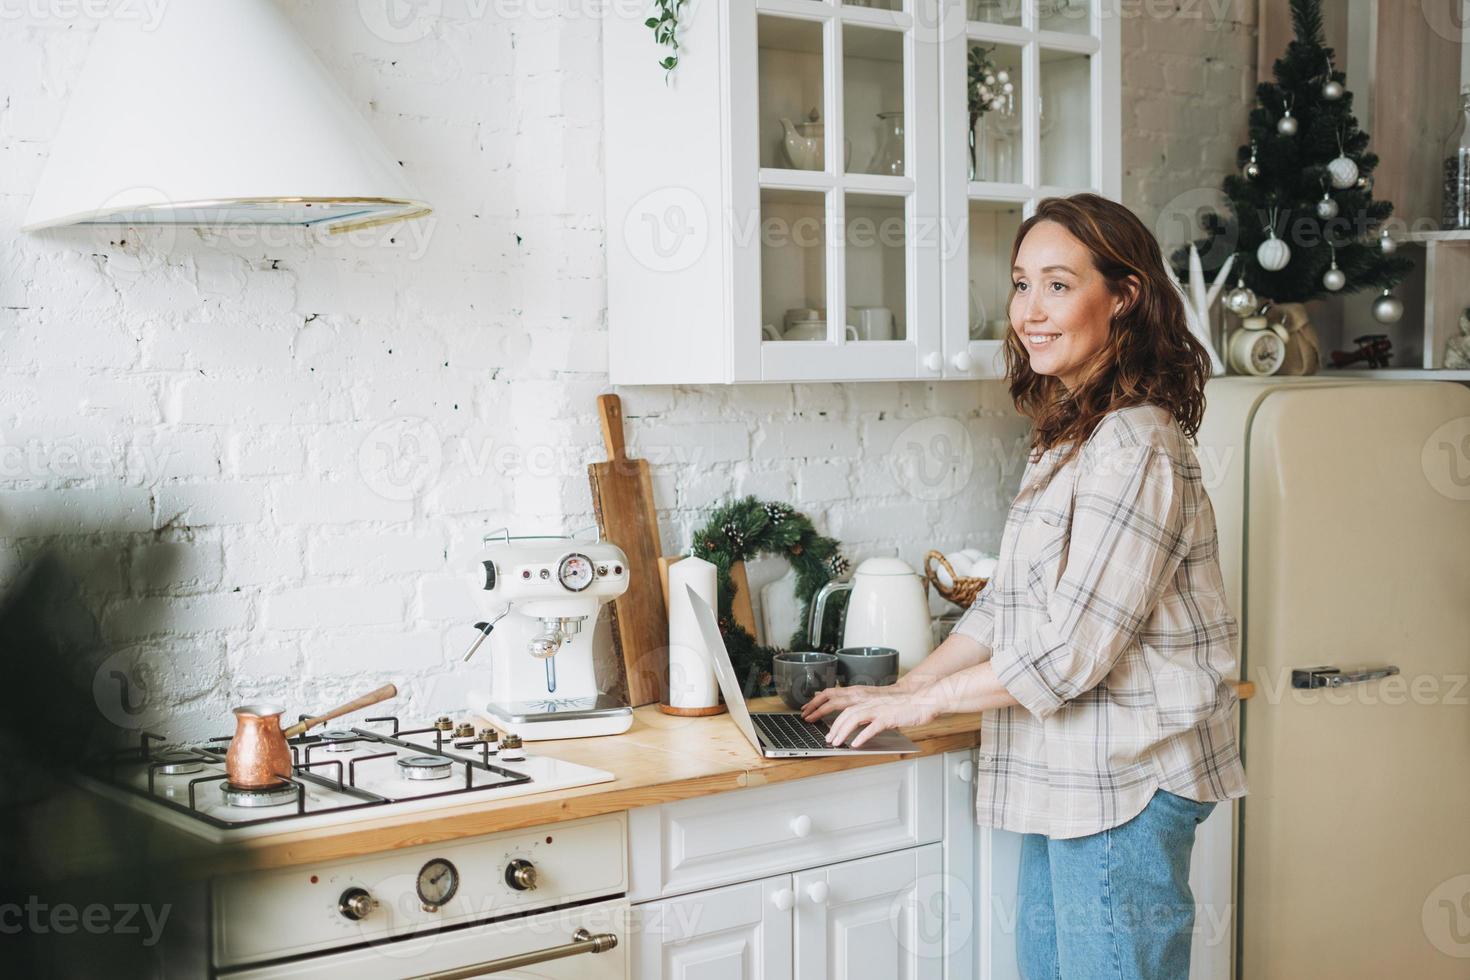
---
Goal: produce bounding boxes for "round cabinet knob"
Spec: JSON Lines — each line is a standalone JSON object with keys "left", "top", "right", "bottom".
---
{"left": 952, "top": 351, "right": 974, "bottom": 372}
{"left": 772, "top": 888, "right": 795, "bottom": 912}
{"left": 806, "top": 882, "right": 830, "bottom": 905}
{"left": 955, "top": 760, "right": 974, "bottom": 783}
{"left": 505, "top": 858, "right": 538, "bottom": 891}
{"left": 337, "top": 887, "right": 377, "bottom": 921}
{"left": 923, "top": 351, "right": 943, "bottom": 372}
{"left": 789, "top": 814, "right": 812, "bottom": 838}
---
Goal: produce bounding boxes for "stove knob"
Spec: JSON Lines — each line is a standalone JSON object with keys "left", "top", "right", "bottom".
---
{"left": 338, "top": 887, "right": 377, "bottom": 921}
{"left": 505, "top": 858, "right": 538, "bottom": 891}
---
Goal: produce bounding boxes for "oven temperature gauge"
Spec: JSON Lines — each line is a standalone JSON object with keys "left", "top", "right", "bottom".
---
{"left": 416, "top": 858, "right": 459, "bottom": 912}
{"left": 557, "top": 553, "right": 594, "bottom": 592}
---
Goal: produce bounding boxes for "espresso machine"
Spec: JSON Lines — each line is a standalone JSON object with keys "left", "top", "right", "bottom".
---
{"left": 461, "top": 529, "right": 634, "bottom": 740}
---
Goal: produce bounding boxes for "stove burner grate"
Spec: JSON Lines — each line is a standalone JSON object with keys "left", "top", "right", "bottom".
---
{"left": 91, "top": 724, "right": 535, "bottom": 831}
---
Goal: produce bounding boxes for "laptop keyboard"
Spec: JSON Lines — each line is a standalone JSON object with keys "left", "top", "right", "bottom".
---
{"left": 753, "top": 712, "right": 834, "bottom": 750}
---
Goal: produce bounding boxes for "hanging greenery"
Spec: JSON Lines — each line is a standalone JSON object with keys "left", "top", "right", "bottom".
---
{"left": 646, "top": 0, "right": 688, "bottom": 79}
{"left": 689, "top": 496, "right": 850, "bottom": 691}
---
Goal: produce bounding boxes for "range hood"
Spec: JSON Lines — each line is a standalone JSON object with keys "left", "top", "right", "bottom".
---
{"left": 23, "top": 0, "right": 429, "bottom": 234}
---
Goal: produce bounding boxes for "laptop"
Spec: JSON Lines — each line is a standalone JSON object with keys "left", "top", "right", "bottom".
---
{"left": 686, "top": 584, "right": 918, "bottom": 757}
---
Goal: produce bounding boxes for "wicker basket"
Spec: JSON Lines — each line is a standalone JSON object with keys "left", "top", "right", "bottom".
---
{"left": 924, "top": 550, "right": 989, "bottom": 608}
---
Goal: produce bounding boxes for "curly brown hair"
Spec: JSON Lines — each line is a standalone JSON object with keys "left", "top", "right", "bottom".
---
{"left": 1003, "top": 193, "right": 1211, "bottom": 466}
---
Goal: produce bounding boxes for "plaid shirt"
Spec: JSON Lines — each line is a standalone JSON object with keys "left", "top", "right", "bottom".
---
{"left": 950, "top": 403, "right": 1247, "bottom": 839}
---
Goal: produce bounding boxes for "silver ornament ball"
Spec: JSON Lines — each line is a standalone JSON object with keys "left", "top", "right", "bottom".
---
{"left": 1243, "top": 160, "right": 1260, "bottom": 180}
{"left": 1323, "top": 266, "right": 1345, "bottom": 291}
{"left": 1328, "top": 155, "right": 1359, "bottom": 189}
{"left": 1256, "top": 235, "right": 1291, "bottom": 272}
{"left": 1224, "top": 284, "right": 1258, "bottom": 315}
{"left": 1379, "top": 231, "right": 1397, "bottom": 254}
{"left": 1277, "top": 114, "right": 1298, "bottom": 136}
{"left": 1323, "top": 79, "right": 1344, "bottom": 100}
{"left": 1372, "top": 290, "right": 1403, "bottom": 324}
{"left": 1315, "top": 196, "right": 1339, "bottom": 219}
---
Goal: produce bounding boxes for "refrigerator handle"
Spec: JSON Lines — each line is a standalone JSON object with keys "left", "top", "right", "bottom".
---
{"left": 1291, "top": 665, "right": 1401, "bottom": 689}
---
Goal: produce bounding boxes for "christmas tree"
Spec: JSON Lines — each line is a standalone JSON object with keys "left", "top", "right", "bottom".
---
{"left": 1173, "top": 0, "right": 1413, "bottom": 306}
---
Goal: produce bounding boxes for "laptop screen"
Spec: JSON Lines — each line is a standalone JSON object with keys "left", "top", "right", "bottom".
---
{"left": 685, "top": 583, "right": 767, "bottom": 754}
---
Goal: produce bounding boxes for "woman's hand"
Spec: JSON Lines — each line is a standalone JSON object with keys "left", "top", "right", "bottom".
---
{"left": 804, "top": 686, "right": 940, "bottom": 748}
{"left": 800, "top": 682, "right": 909, "bottom": 724}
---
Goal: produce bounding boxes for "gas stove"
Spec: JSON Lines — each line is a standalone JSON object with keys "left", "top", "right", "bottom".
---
{"left": 82, "top": 715, "right": 615, "bottom": 844}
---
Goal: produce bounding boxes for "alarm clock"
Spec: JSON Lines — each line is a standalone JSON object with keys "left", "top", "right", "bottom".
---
{"left": 1227, "top": 312, "right": 1288, "bottom": 376}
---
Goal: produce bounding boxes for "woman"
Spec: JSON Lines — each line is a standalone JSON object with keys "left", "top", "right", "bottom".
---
{"left": 803, "top": 193, "right": 1247, "bottom": 979}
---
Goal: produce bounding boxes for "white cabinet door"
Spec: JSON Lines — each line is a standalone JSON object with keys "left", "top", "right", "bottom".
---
{"left": 792, "top": 844, "right": 944, "bottom": 980}
{"left": 941, "top": 750, "right": 978, "bottom": 980}
{"left": 727, "top": 0, "right": 946, "bottom": 383}
{"left": 633, "top": 875, "right": 794, "bottom": 980}
{"left": 936, "top": 0, "right": 1120, "bottom": 379}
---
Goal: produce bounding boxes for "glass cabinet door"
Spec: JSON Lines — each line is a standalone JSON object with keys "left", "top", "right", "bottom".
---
{"left": 730, "top": 0, "right": 942, "bottom": 381}
{"left": 939, "top": 0, "right": 1117, "bottom": 378}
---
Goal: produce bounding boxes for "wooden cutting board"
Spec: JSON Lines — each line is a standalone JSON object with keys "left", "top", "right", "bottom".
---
{"left": 589, "top": 394, "right": 666, "bottom": 707}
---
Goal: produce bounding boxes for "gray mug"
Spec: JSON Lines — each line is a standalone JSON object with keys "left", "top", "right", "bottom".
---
{"left": 773, "top": 651, "right": 839, "bottom": 710}
{"left": 835, "top": 646, "right": 900, "bottom": 687}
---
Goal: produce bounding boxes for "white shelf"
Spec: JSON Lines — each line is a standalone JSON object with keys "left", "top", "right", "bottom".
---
{"left": 1318, "top": 368, "right": 1470, "bottom": 381}
{"left": 1388, "top": 229, "right": 1470, "bottom": 244}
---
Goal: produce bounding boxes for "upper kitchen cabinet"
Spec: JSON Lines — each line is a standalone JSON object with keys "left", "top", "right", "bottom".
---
{"left": 940, "top": 0, "right": 1120, "bottom": 378}
{"left": 604, "top": 0, "right": 1117, "bottom": 384}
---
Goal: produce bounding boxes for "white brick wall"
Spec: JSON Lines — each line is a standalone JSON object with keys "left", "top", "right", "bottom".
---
{"left": 0, "top": 2, "right": 1253, "bottom": 739}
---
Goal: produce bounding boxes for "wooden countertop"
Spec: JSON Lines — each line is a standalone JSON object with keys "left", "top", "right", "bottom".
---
{"left": 19, "top": 701, "right": 982, "bottom": 881}
{"left": 20, "top": 681, "right": 1252, "bottom": 881}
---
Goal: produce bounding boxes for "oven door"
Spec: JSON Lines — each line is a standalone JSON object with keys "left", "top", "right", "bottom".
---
{"left": 219, "top": 899, "right": 628, "bottom": 980}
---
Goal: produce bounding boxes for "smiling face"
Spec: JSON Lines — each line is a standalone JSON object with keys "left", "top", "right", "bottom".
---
{"left": 1010, "top": 220, "right": 1131, "bottom": 391}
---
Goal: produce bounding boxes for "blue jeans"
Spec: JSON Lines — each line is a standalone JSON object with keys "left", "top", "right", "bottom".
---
{"left": 1016, "top": 788, "right": 1216, "bottom": 980}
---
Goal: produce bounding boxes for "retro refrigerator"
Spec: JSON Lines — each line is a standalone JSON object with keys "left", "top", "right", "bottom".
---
{"left": 1194, "top": 376, "right": 1470, "bottom": 979}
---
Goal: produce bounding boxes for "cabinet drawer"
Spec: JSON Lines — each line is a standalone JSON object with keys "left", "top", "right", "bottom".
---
{"left": 630, "top": 756, "right": 943, "bottom": 901}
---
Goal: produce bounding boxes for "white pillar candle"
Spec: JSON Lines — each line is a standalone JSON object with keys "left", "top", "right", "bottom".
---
{"left": 667, "top": 556, "right": 720, "bottom": 709}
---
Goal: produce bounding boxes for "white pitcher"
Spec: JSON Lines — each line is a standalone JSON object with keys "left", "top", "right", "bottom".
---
{"left": 807, "top": 557, "right": 932, "bottom": 674}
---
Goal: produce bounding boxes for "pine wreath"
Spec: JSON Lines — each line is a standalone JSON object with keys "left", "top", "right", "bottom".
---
{"left": 690, "top": 495, "right": 849, "bottom": 692}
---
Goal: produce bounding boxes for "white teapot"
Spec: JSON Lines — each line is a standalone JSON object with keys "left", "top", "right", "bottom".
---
{"left": 780, "top": 108, "right": 851, "bottom": 171}
{"left": 807, "top": 557, "right": 932, "bottom": 674}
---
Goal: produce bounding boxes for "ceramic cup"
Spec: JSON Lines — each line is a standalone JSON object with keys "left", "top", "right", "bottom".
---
{"left": 847, "top": 306, "right": 894, "bottom": 341}
{"left": 773, "top": 651, "right": 839, "bottom": 710}
{"left": 835, "top": 646, "right": 900, "bottom": 687}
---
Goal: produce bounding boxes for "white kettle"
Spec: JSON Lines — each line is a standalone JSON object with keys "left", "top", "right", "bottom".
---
{"left": 807, "top": 557, "right": 933, "bottom": 674}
